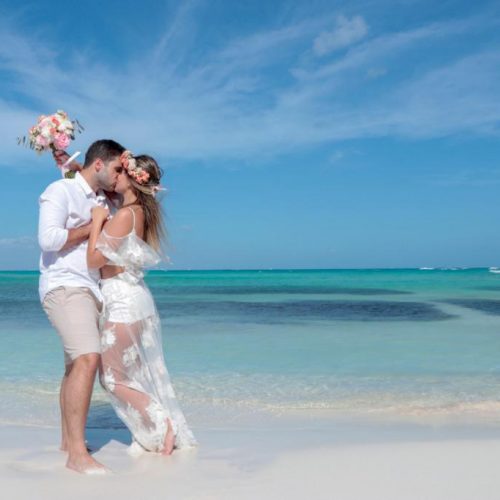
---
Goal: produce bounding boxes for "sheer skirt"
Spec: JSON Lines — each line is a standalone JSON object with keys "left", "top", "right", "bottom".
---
{"left": 99, "top": 273, "right": 197, "bottom": 452}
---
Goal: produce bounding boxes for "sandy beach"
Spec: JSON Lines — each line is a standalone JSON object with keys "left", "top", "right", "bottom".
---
{"left": 2, "top": 414, "right": 500, "bottom": 500}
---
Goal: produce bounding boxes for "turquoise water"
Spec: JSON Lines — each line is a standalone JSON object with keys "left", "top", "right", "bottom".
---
{"left": 2, "top": 269, "right": 500, "bottom": 427}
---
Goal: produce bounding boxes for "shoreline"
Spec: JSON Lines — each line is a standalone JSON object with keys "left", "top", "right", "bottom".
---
{"left": 3, "top": 414, "right": 500, "bottom": 499}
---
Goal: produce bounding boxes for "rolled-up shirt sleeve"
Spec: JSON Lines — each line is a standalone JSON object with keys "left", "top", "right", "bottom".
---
{"left": 38, "top": 184, "right": 69, "bottom": 252}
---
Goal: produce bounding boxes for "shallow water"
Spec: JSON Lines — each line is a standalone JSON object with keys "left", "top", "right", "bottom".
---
{"left": 2, "top": 269, "right": 500, "bottom": 427}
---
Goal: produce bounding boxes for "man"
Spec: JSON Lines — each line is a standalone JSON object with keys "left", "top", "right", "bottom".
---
{"left": 38, "top": 139, "right": 125, "bottom": 473}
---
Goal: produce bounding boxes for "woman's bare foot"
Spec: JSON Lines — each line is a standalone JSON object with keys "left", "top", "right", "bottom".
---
{"left": 66, "top": 452, "right": 108, "bottom": 474}
{"left": 162, "top": 418, "right": 175, "bottom": 456}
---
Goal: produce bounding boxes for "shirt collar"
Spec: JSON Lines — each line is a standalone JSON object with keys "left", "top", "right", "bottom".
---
{"left": 96, "top": 190, "right": 108, "bottom": 205}
{"left": 75, "top": 172, "right": 97, "bottom": 198}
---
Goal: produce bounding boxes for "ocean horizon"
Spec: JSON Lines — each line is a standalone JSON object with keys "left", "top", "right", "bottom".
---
{"left": 0, "top": 267, "right": 494, "bottom": 271}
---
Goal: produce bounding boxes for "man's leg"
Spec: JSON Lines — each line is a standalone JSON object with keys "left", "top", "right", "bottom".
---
{"left": 63, "top": 352, "right": 104, "bottom": 472}
{"left": 42, "top": 287, "right": 105, "bottom": 472}
{"left": 59, "top": 363, "right": 71, "bottom": 451}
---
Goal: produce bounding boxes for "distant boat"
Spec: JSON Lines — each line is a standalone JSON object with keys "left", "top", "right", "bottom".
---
{"left": 489, "top": 267, "right": 500, "bottom": 274}
{"left": 419, "top": 267, "right": 435, "bottom": 270}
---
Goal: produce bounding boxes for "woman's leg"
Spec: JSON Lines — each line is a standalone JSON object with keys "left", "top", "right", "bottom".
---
{"left": 100, "top": 320, "right": 168, "bottom": 451}
{"left": 162, "top": 418, "right": 175, "bottom": 455}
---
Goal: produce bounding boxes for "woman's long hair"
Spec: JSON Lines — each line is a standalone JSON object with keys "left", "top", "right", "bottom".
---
{"left": 129, "top": 155, "right": 166, "bottom": 251}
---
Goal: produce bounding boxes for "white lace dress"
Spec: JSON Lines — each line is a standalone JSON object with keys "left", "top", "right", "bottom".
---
{"left": 96, "top": 211, "right": 197, "bottom": 452}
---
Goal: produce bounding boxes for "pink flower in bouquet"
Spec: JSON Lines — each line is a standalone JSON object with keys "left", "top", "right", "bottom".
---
{"left": 36, "top": 135, "right": 49, "bottom": 148}
{"left": 54, "top": 132, "right": 71, "bottom": 150}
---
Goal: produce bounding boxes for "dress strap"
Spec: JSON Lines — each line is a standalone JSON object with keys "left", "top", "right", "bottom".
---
{"left": 128, "top": 207, "right": 136, "bottom": 232}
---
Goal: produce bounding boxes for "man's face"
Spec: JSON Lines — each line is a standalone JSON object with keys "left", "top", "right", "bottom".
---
{"left": 96, "top": 157, "right": 123, "bottom": 191}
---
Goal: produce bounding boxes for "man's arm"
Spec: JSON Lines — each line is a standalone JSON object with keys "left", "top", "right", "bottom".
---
{"left": 61, "top": 224, "right": 92, "bottom": 251}
{"left": 38, "top": 185, "right": 91, "bottom": 252}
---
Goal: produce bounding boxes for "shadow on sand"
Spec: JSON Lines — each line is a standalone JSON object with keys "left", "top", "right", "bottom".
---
{"left": 86, "top": 401, "right": 131, "bottom": 451}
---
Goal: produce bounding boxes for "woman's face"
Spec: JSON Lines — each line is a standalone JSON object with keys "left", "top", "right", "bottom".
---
{"left": 114, "top": 168, "right": 131, "bottom": 194}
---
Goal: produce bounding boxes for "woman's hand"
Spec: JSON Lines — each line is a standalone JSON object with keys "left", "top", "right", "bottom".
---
{"left": 91, "top": 206, "right": 109, "bottom": 223}
{"left": 87, "top": 206, "right": 110, "bottom": 269}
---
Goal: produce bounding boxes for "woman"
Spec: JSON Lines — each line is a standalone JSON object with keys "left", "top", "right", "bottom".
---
{"left": 86, "top": 151, "right": 197, "bottom": 455}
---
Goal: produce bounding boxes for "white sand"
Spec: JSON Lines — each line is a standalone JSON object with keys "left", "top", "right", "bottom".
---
{"left": 1, "top": 418, "right": 500, "bottom": 500}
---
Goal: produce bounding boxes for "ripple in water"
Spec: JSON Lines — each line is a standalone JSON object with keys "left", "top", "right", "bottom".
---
{"left": 151, "top": 285, "right": 412, "bottom": 296}
{"left": 157, "top": 300, "right": 454, "bottom": 322}
{"left": 442, "top": 299, "right": 500, "bottom": 316}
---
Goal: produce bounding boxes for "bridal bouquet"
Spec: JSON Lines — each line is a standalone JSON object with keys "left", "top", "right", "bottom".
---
{"left": 18, "top": 110, "right": 84, "bottom": 178}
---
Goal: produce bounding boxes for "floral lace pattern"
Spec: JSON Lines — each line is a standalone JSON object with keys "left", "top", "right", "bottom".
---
{"left": 96, "top": 213, "right": 197, "bottom": 452}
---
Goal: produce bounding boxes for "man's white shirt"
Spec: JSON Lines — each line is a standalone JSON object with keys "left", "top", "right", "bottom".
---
{"left": 38, "top": 172, "right": 108, "bottom": 303}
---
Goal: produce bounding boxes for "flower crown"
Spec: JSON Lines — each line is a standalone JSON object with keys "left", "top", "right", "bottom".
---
{"left": 120, "top": 150, "right": 150, "bottom": 185}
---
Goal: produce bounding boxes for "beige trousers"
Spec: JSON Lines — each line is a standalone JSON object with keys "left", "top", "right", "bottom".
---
{"left": 42, "top": 286, "right": 102, "bottom": 365}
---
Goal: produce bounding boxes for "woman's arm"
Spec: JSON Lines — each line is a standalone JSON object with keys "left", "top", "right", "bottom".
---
{"left": 87, "top": 206, "right": 110, "bottom": 269}
{"left": 86, "top": 207, "right": 135, "bottom": 269}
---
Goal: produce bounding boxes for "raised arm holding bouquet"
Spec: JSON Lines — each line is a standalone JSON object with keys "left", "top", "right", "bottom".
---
{"left": 18, "top": 110, "right": 84, "bottom": 178}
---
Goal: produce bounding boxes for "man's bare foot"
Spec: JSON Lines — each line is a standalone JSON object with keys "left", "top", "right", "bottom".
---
{"left": 162, "top": 418, "right": 175, "bottom": 456}
{"left": 61, "top": 443, "right": 92, "bottom": 453}
{"left": 66, "top": 452, "right": 108, "bottom": 474}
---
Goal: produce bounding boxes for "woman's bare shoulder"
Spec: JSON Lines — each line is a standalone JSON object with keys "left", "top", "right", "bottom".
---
{"left": 103, "top": 207, "right": 134, "bottom": 237}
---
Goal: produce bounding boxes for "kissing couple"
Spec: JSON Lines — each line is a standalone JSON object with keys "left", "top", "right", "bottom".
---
{"left": 38, "top": 139, "right": 197, "bottom": 474}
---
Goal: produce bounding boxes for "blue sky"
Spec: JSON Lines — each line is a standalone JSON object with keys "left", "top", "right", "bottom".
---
{"left": 1, "top": 0, "right": 500, "bottom": 269}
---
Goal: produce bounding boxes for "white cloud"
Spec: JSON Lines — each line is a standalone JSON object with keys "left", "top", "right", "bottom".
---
{"left": 366, "top": 67, "right": 387, "bottom": 79}
{"left": 387, "top": 50, "right": 500, "bottom": 138}
{"left": 295, "top": 17, "right": 480, "bottom": 82}
{"left": 313, "top": 15, "right": 368, "bottom": 56}
{"left": 428, "top": 168, "right": 500, "bottom": 187}
{"left": 329, "top": 150, "right": 345, "bottom": 163}
{"left": 0, "top": 10, "right": 499, "bottom": 169}
{"left": 0, "top": 236, "right": 36, "bottom": 246}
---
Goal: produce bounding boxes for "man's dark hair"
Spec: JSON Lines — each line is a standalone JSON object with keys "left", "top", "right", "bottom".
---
{"left": 83, "top": 139, "right": 126, "bottom": 168}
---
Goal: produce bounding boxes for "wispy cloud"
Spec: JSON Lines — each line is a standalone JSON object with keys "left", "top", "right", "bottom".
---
{"left": 366, "top": 67, "right": 387, "bottom": 79}
{"left": 292, "top": 16, "right": 484, "bottom": 82}
{"left": 387, "top": 50, "right": 500, "bottom": 138}
{"left": 1, "top": 6, "right": 500, "bottom": 168}
{"left": 0, "top": 236, "right": 37, "bottom": 247}
{"left": 313, "top": 15, "right": 368, "bottom": 56}
{"left": 427, "top": 168, "right": 500, "bottom": 187}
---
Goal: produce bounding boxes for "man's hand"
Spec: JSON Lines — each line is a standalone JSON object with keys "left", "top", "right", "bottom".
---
{"left": 60, "top": 222, "right": 92, "bottom": 252}
{"left": 52, "top": 149, "right": 70, "bottom": 167}
{"left": 52, "top": 149, "right": 83, "bottom": 171}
